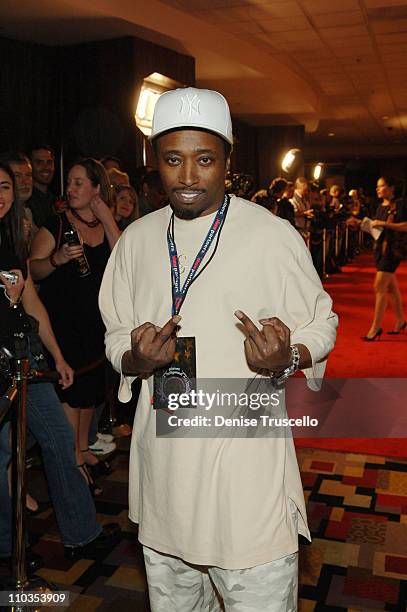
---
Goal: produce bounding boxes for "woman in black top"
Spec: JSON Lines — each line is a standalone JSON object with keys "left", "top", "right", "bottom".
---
{"left": 1, "top": 161, "right": 72, "bottom": 522}
{"left": 30, "top": 159, "right": 120, "bottom": 472}
{"left": 0, "top": 162, "right": 73, "bottom": 383}
{"left": 0, "top": 166, "right": 27, "bottom": 355}
{"left": 362, "top": 176, "right": 406, "bottom": 340}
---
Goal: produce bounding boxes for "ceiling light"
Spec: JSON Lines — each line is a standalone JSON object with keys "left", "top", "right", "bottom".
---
{"left": 328, "top": 132, "right": 335, "bottom": 137}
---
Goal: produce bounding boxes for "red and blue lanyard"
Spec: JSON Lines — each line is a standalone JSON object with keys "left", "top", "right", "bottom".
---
{"left": 167, "top": 194, "right": 230, "bottom": 316}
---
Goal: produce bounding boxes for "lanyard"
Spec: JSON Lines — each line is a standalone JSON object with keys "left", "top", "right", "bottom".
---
{"left": 167, "top": 194, "right": 230, "bottom": 316}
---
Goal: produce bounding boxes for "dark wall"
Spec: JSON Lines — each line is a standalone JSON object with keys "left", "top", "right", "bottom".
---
{"left": 231, "top": 118, "right": 258, "bottom": 182}
{"left": 0, "top": 37, "right": 61, "bottom": 151}
{"left": 229, "top": 121, "right": 305, "bottom": 188}
{"left": 0, "top": 35, "right": 195, "bottom": 187}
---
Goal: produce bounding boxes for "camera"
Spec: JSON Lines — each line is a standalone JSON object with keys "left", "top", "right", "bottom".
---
{"left": 0, "top": 271, "right": 19, "bottom": 287}
{"left": 0, "top": 346, "right": 13, "bottom": 380}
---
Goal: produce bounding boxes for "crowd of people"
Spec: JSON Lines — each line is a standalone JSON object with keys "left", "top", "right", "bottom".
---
{"left": 0, "top": 124, "right": 405, "bottom": 591}
{"left": 0, "top": 147, "right": 167, "bottom": 572}
{"left": 249, "top": 176, "right": 375, "bottom": 278}
{"left": 248, "top": 174, "right": 406, "bottom": 338}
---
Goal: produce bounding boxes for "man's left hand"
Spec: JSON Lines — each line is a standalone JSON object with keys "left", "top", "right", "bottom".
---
{"left": 235, "top": 311, "right": 291, "bottom": 372}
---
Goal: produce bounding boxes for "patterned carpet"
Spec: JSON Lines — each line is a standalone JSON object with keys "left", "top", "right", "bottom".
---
{"left": 3, "top": 441, "right": 406, "bottom": 611}
{"left": 296, "top": 448, "right": 406, "bottom": 611}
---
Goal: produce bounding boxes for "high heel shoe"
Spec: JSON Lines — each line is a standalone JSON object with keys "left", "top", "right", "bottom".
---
{"left": 387, "top": 321, "right": 406, "bottom": 335}
{"left": 81, "top": 448, "right": 111, "bottom": 478}
{"left": 361, "top": 328, "right": 382, "bottom": 342}
{"left": 77, "top": 463, "right": 103, "bottom": 497}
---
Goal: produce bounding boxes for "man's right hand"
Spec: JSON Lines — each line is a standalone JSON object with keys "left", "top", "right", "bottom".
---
{"left": 125, "top": 315, "right": 181, "bottom": 375}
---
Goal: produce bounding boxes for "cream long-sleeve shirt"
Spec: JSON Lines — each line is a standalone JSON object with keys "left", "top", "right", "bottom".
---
{"left": 99, "top": 195, "right": 338, "bottom": 569}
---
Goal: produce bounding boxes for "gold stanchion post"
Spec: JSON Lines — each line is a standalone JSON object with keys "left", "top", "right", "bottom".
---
{"left": 345, "top": 225, "right": 349, "bottom": 259}
{"left": 12, "top": 358, "right": 30, "bottom": 591}
{"left": 335, "top": 224, "right": 339, "bottom": 259}
{"left": 2, "top": 358, "right": 61, "bottom": 612}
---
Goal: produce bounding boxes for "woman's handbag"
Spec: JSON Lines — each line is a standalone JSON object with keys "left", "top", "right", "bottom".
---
{"left": 11, "top": 306, "right": 48, "bottom": 369}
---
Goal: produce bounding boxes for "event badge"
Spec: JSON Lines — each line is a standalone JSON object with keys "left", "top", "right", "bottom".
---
{"left": 153, "top": 337, "right": 197, "bottom": 410}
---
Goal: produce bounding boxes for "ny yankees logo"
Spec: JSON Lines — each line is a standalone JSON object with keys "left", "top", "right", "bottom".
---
{"left": 179, "top": 93, "right": 201, "bottom": 117}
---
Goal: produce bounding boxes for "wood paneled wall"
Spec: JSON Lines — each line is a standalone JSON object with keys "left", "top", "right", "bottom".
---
{"left": 0, "top": 37, "right": 61, "bottom": 152}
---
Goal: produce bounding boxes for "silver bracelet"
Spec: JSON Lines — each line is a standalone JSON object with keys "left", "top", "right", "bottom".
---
{"left": 271, "top": 345, "right": 300, "bottom": 385}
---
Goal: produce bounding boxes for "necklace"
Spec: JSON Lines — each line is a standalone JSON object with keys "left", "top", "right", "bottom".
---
{"left": 70, "top": 207, "right": 100, "bottom": 228}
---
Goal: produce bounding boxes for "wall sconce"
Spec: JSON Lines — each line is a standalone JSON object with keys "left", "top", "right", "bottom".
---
{"left": 281, "top": 148, "right": 301, "bottom": 173}
{"left": 135, "top": 73, "right": 184, "bottom": 164}
{"left": 135, "top": 73, "right": 183, "bottom": 138}
{"left": 313, "top": 163, "right": 323, "bottom": 181}
{"left": 135, "top": 87, "right": 162, "bottom": 137}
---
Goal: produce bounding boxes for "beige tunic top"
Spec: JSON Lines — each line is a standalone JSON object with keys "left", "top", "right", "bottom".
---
{"left": 99, "top": 196, "right": 338, "bottom": 569}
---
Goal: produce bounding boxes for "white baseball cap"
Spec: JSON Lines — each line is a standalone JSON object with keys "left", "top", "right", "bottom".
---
{"left": 150, "top": 87, "right": 233, "bottom": 145}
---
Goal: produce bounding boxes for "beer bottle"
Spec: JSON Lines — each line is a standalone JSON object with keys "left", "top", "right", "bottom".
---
{"left": 63, "top": 225, "right": 91, "bottom": 277}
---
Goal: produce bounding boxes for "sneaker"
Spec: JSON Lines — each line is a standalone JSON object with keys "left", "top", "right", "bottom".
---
{"left": 97, "top": 432, "right": 114, "bottom": 443}
{"left": 88, "top": 440, "right": 116, "bottom": 455}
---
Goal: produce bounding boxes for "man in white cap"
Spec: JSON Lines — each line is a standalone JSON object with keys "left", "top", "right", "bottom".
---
{"left": 99, "top": 88, "right": 337, "bottom": 611}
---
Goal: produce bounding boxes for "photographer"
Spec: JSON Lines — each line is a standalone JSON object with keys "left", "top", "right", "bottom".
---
{"left": 0, "top": 162, "right": 120, "bottom": 572}
{"left": 271, "top": 177, "right": 296, "bottom": 227}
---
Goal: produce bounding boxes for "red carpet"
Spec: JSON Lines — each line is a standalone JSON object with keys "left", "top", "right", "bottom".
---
{"left": 295, "top": 251, "right": 407, "bottom": 458}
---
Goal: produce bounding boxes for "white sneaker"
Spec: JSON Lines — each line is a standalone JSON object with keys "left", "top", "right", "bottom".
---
{"left": 97, "top": 432, "right": 114, "bottom": 443}
{"left": 88, "top": 440, "right": 116, "bottom": 455}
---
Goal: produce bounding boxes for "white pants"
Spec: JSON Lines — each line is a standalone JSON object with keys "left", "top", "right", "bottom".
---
{"left": 143, "top": 546, "right": 298, "bottom": 612}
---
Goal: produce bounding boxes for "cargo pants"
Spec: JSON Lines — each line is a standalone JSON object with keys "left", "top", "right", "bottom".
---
{"left": 143, "top": 546, "right": 298, "bottom": 612}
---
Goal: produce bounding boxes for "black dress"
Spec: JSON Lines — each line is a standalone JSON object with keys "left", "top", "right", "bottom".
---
{"left": 39, "top": 213, "right": 110, "bottom": 407}
{"left": 374, "top": 200, "right": 407, "bottom": 273}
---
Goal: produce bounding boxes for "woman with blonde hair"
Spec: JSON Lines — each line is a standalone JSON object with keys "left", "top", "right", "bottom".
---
{"left": 112, "top": 184, "right": 139, "bottom": 230}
